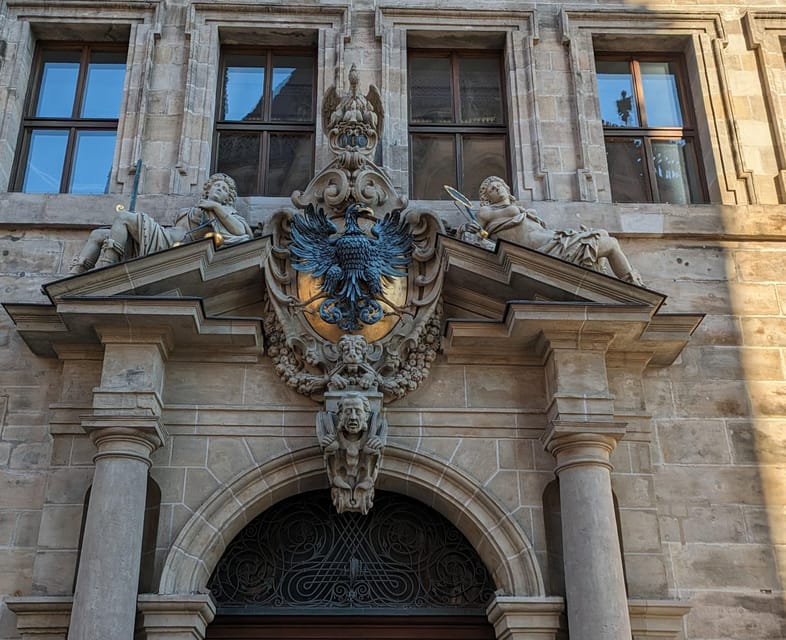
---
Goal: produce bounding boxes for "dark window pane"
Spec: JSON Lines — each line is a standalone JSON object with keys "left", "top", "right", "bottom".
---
{"left": 462, "top": 136, "right": 507, "bottom": 199}
{"left": 606, "top": 138, "right": 651, "bottom": 203}
{"left": 216, "top": 132, "right": 261, "bottom": 195}
{"left": 271, "top": 55, "right": 314, "bottom": 122}
{"left": 222, "top": 56, "right": 265, "bottom": 121}
{"left": 267, "top": 133, "right": 313, "bottom": 196}
{"left": 22, "top": 130, "right": 68, "bottom": 192}
{"left": 640, "top": 61, "right": 683, "bottom": 127}
{"left": 409, "top": 57, "right": 453, "bottom": 124}
{"left": 596, "top": 60, "right": 639, "bottom": 128}
{"left": 82, "top": 52, "right": 126, "bottom": 118}
{"left": 411, "top": 135, "right": 456, "bottom": 199}
{"left": 651, "top": 139, "right": 702, "bottom": 204}
{"left": 459, "top": 57, "right": 503, "bottom": 125}
{"left": 36, "top": 56, "right": 80, "bottom": 117}
{"left": 69, "top": 130, "right": 116, "bottom": 194}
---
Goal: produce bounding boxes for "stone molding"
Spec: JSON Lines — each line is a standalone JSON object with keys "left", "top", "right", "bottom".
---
{"left": 486, "top": 595, "right": 566, "bottom": 640}
{"left": 559, "top": 8, "right": 754, "bottom": 204}
{"left": 136, "top": 593, "right": 216, "bottom": 640}
{"left": 158, "top": 444, "right": 544, "bottom": 598}
{"left": 743, "top": 11, "right": 786, "bottom": 202}
{"left": 628, "top": 599, "right": 691, "bottom": 640}
{"left": 5, "top": 595, "right": 72, "bottom": 640}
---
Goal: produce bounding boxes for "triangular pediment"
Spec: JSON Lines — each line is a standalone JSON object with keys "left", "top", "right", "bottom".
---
{"left": 4, "top": 232, "right": 701, "bottom": 367}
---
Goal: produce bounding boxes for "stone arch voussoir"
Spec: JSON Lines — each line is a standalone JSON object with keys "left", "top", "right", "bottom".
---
{"left": 158, "top": 444, "right": 545, "bottom": 597}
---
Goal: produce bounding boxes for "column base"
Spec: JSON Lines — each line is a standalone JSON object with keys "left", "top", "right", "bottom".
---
{"left": 486, "top": 596, "right": 566, "bottom": 640}
{"left": 136, "top": 593, "right": 216, "bottom": 640}
{"left": 5, "top": 596, "right": 72, "bottom": 640}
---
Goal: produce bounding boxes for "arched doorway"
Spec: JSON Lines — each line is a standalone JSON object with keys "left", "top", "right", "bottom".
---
{"left": 205, "top": 490, "right": 496, "bottom": 639}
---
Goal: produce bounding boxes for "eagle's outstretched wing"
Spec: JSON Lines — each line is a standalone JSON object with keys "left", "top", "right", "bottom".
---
{"left": 290, "top": 205, "right": 339, "bottom": 283}
{"left": 369, "top": 210, "right": 412, "bottom": 284}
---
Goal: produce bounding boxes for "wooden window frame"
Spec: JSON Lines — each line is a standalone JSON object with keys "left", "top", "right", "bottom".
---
{"left": 596, "top": 53, "right": 708, "bottom": 204}
{"left": 11, "top": 42, "right": 127, "bottom": 193}
{"left": 213, "top": 46, "right": 316, "bottom": 196}
{"left": 407, "top": 49, "right": 510, "bottom": 199}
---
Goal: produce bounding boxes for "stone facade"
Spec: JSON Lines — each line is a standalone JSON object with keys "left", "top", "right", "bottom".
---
{"left": 0, "top": 1, "right": 785, "bottom": 640}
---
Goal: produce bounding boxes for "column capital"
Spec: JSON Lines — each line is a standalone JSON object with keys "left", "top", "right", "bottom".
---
{"left": 82, "top": 415, "right": 166, "bottom": 466}
{"left": 541, "top": 421, "right": 626, "bottom": 472}
{"left": 137, "top": 593, "right": 216, "bottom": 640}
{"left": 486, "top": 595, "right": 565, "bottom": 640}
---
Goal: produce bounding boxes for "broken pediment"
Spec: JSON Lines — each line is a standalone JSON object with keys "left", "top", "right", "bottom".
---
{"left": 440, "top": 235, "right": 703, "bottom": 367}
{"left": 5, "top": 228, "right": 701, "bottom": 372}
{"left": 3, "top": 237, "right": 269, "bottom": 358}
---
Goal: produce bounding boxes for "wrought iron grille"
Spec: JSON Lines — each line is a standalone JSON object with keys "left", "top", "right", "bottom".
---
{"left": 207, "top": 490, "right": 496, "bottom": 610}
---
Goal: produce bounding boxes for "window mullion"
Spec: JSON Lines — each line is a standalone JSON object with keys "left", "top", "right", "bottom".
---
{"left": 72, "top": 46, "right": 90, "bottom": 120}
{"left": 60, "top": 128, "right": 79, "bottom": 193}
{"left": 260, "top": 131, "right": 269, "bottom": 195}
{"left": 631, "top": 59, "right": 648, "bottom": 128}
{"left": 641, "top": 137, "right": 659, "bottom": 203}
{"left": 263, "top": 50, "right": 273, "bottom": 123}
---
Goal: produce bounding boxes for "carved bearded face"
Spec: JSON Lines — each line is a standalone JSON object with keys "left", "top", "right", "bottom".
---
{"left": 338, "top": 396, "right": 369, "bottom": 436}
{"left": 339, "top": 335, "right": 367, "bottom": 366}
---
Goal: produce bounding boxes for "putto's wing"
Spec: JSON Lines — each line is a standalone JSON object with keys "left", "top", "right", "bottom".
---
{"left": 322, "top": 85, "right": 342, "bottom": 133}
{"left": 366, "top": 84, "right": 384, "bottom": 139}
{"left": 290, "top": 205, "right": 338, "bottom": 277}
{"left": 369, "top": 210, "right": 412, "bottom": 280}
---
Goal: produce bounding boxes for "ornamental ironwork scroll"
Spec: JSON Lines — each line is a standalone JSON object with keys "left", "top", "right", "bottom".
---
{"left": 207, "top": 491, "right": 496, "bottom": 610}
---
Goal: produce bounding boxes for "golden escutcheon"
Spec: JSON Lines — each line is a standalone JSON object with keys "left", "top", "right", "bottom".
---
{"left": 297, "top": 272, "right": 407, "bottom": 342}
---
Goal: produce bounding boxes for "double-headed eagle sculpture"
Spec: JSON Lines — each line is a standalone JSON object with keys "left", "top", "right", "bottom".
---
{"left": 290, "top": 203, "right": 412, "bottom": 332}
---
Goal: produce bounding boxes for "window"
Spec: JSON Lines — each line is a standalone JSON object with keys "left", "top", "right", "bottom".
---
{"left": 215, "top": 48, "right": 315, "bottom": 197}
{"left": 408, "top": 50, "right": 509, "bottom": 200}
{"left": 13, "top": 44, "right": 126, "bottom": 194}
{"left": 596, "top": 55, "right": 706, "bottom": 204}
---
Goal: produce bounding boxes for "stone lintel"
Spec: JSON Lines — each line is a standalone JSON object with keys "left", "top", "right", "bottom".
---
{"left": 136, "top": 593, "right": 216, "bottom": 639}
{"left": 5, "top": 595, "right": 72, "bottom": 640}
{"left": 542, "top": 421, "right": 627, "bottom": 471}
{"left": 486, "top": 595, "right": 565, "bottom": 640}
{"left": 82, "top": 415, "right": 167, "bottom": 464}
{"left": 628, "top": 599, "right": 691, "bottom": 639}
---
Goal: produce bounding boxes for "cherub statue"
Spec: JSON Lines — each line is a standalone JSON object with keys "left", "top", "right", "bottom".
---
{"left": 69, "top": 173, "right": 252, "bottom": 274}
{"left": 317, "top": 392, "right": 387, "bottom": 514}
{"left": 472, "top": 176, "right": 643, "bottom": 285}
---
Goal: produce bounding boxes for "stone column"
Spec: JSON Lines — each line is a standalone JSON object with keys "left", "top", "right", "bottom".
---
{"left": 539, "top": 334, "right": 631, "bottom": 640}
{"left": 68, "top": 330, "right": 170, "bottom": 640}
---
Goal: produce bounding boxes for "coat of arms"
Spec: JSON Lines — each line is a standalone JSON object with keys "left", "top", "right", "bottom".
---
{"left": 261, "top": 65, "right": 445, "bottom": 514}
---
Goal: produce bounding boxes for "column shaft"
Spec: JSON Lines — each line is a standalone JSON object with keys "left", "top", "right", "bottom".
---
{"left": 68, "top": 424, "right": 162, "bottom": 640}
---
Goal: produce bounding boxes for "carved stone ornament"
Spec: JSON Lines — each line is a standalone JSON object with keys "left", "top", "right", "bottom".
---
{"left": 261, "top": 65, "right": 446, "bottom": 513}
{"left": 317, "top": 391, "right": 387, "bottom": 514}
